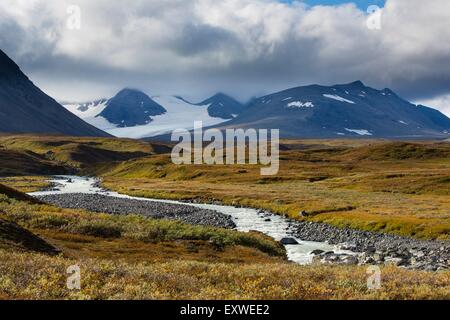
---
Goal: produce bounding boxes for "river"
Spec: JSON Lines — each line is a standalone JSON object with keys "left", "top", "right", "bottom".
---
{"left": 30, "top": 175, "right": 350, "bottom": 265}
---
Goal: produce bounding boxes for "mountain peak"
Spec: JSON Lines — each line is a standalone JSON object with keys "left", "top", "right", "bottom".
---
{"left": 115, "top": 88, "right": 146, "bottom": 97}
{"left": 98, "top": 88, "right": 166, "bottom": 127}
{"left": 346, "top": 80, "right": 366, "bottom": 88}
{"left": 199, "top": 93, "right": 244, "bottom": 119}
{"left": 0, "top": 49, "right": 24, "bottom": 79}
{"left": 210, "top": 92, "right": 230, "bottom": 100}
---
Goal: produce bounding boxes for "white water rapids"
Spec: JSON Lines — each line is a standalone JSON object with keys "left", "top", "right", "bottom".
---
{"left": 30, "top": 176, "right": 350, "bottom": 265}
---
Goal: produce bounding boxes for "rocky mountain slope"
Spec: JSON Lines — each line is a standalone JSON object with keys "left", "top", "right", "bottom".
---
{"left": 216, "top": 81, "right": 450, "bottom": 139}
{"left": 98, "top": 89, "right": 167, "bottom": 127}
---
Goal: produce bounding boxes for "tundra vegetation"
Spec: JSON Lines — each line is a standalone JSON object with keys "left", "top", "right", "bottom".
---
{"left": 0, "top": 135, "right": 449, "bottom": 299}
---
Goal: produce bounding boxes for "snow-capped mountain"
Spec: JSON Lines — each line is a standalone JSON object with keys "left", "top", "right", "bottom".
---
{"left": 99, "top": 89, "right": 167, "bottom": 128}
{"left": 63, "top": 91, "right": 241, "bottom": 138}
{"left": 63, "top": 82, "right": 450, "bottom": 139}
{"left": 214, "top": 81, "right": 450, "bottom": 139}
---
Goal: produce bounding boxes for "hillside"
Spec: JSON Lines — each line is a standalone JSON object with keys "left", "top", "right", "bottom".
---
{"left": 0, "top": 49, "right": 109, "bottom": 137}
{"left": 0, "top": 135, "right": 169, "bottom": 175}
{"left": 217, "top": 81, "right": 450, "bottom": 139}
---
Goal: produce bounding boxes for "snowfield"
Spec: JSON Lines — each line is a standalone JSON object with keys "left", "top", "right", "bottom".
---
{"left": 64, "top": 96, "right": 229, "bottom": 139}
{"left": 64, "top": 100, "right": 108, "bottom": 119}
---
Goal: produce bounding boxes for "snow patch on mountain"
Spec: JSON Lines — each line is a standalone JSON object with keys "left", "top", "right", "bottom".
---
{"left": 323, "top": 94, "right": 355, "bottom": 104}
{"left": 64, "top": 99, "right": 108, "bottom": 119}
{"left": 286, "top": 101, "right": 314, "bottom": 108}
{"left": 345, "top": 128, "right": 373, "bottom": 136}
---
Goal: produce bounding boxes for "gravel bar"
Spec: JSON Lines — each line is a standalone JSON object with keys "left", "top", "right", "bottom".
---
{"left": 36, "top": 193, "right": 236, "bottom": 229}
{"left": 292, "top": 221, "right": 449, "bottom": 271}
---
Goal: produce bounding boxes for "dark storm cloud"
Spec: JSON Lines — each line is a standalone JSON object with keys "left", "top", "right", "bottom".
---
{"left": 173, "top": 24, "right": 238, "bottom": 56}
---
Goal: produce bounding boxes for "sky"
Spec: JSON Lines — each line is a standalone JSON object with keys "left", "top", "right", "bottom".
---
{"left": 0, "top": 0, "right": 449, "bottom": 116}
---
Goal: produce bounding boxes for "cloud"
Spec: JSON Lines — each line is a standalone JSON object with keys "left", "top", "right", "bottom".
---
{"left": 0, "top": 0, "right": 449, "bottom": 117}
{"left": 416, "top": 95, "right": 450, "bottom": 117}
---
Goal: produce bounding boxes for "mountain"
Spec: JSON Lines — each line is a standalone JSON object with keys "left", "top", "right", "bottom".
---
{"left": 197, "top": 93, "right": 244, "bottom": 119}
{"left": 98, "top": 89, "right": 167, "bottom": 127}
{"left": 0, "top": 49, "right": 110, "bottom": 137}
{"left": 65, "top": 92, "right": 244, "bottom": 138}
{"left": 213, "top": 81, "right": 450, "bottom": 139}
{"left": 64, "top": 81, "right": 450, "bottom": 139}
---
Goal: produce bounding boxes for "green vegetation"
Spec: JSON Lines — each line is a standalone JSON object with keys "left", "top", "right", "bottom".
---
{"left": 0, "top": 195, "right": 285, "bottom": 258}
{"left": 0, "top": 176, "right": 51, "bottom": 193}
{"left": 0, "top": 183, "right": 42, "bottom": 203}
{"left": 0, "top": 135, "right": 169, "bottom": 172}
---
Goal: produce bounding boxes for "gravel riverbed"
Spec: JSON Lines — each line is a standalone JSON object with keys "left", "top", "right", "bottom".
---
{"left": 292, "top": 221, "right": 449, "bottom": 271}
{"left": 36, "top": 193, "right": 236, "bottom": 229}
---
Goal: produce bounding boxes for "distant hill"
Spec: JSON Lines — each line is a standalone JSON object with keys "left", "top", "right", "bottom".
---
{"left": 0, "top": 49, "right": 110, "bottom": 137}
{"left": 214, "top": 81, "right": 450, "bottom": 139}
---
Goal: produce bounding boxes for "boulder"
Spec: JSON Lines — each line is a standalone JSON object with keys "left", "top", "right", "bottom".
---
{"left": 341, "top": 255, "right": 359, "bottom": 265}
{"left": 384, "top": 257, "right": 406, "bottom": 267}
{"left": 280, "top": 238, "right": 299, "bottom": 245}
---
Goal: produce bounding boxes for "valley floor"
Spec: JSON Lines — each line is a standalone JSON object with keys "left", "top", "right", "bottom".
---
{"left": 98, "top": 139, "right": 450, "bottom": 240}
{"left": 0, "top": 136, "right": 449, "bottom": 300}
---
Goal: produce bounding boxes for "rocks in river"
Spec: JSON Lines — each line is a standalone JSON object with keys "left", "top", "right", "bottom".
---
{"left": 310, "top": 249, "right": 325, "bottom": 255}
{"left": 293, "top": 220, "right": 450, "bottom": 271}
{"left": 341, "top": 255, "right": 359, "bottom": 265}
{"left": 372, "top": 252, "right": 385, "bottom": 263}
{"left": 340, "top": 242, "right": 358, "bottom": 251}
{"left": 36, "top": 193, "right": 236, "bottom": 229}
{"left": 280, "top": 237, "right": 299, "bottom": 245}
{"left": 313, "top": 252, "right": 359, "bottom": 266}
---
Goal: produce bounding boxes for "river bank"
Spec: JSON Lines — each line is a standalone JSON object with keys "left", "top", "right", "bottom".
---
{"left": 36, "top": 193, "right": 236, "bottom": 229}
{"left": 293, "top": 221, "right": 449, "bottom": 271}
{"left": 31, "top": 176, "right": 449, "bottom": 270}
